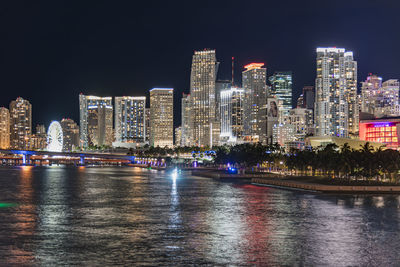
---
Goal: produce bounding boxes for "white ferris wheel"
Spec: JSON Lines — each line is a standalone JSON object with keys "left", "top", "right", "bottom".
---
{"left": 47, "top": 121, "right": 63, "bottom": 152}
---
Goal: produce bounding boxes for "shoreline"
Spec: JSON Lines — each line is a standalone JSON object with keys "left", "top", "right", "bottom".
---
{"left": 191, "top": 169, "right": 400, "bottom": 194}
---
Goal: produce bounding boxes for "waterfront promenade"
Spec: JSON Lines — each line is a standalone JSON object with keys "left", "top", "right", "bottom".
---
{"left": 191, "top": 170, "right": 400, "bottom": 194}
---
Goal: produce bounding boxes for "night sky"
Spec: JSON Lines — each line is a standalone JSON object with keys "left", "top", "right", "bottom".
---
{"left": 1, "top": 0, "right": 400, "bottom": 128}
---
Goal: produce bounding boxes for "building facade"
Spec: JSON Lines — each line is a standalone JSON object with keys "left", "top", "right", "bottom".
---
{"left": 242, "top": 63, "right": 267, "bottom": 143}
{"left": 272, "top": 123, "right": 296, "bottom": 148}
{"left": 360, "top": 74, "right": 383, "bottom": 115}
{"left": 288, "top": 108, "right": 314, "bottom": 140}
{"left": 114, "top": 96, "right": 146, "bottom": 145}
{"left": 181, "top": 93, "right": 191, "bottom": 146}
{"left": 269, "top": 71, "right": 293, "bottom": 123}
{"left": 79, "top": 94, "right": 113, "bottom": 148}
{"left": 315, "top": 47, "right": 358, "bottom": 137}
{"left": 28, "top": 124, "right": 47, "bottom": 150}
{"left": 302, "top": 86, "right": 315, "bottom": 110}
{"left": 9, "top": 97, "right": 32, "bottom": 150}
{"left": 359, "top": 117, "right": 400, "bottom": 149}
{"left": 0, "top": 107, "right": 10, "bottom": 149}
{"left": 175, "top": 126, "right": 182, "bottom": 147}
{"left": 219, "top": 87, "right": 244, "bottom": 144}
{"left": 361, "top": 75, "right": 400, "bottom": 118}
{"left": 190, "top": 49, "right": 219, "bottom": 147}
{"left": 60, "top": 118, "right": 79, "bottom": 151}
{"left": 150, "top": 88, "right": 174, "bottom": 147}
{"left": 145, "top": 108, "right": 151, "bottom": 143}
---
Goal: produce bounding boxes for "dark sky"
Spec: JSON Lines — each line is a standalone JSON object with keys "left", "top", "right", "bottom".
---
{"left": 1, "top": 0, "right": 400, "bottom": 128}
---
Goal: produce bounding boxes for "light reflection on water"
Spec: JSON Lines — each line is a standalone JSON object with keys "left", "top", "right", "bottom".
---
{"left": 0, "top": 166, "right": 400, "bottom": 265}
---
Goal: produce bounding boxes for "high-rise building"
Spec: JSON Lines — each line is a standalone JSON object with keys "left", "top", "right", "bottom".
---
{"left": 79, "top": 94, "right": 113, "bottom": 147}
{"left": 150, "top": 88, "right": 174, "bottom": 147}
{"left": 36, "top": 124, "right": 46, "bottom": 135}
{"left": 190, "top": 49, "right": 219, "bottom": 147}
{"left": 114, "top": 96, "right": 146, "bottom": 145}
{"left": 360, "top": 74, "right": 382, "bottom": 114}
{"left": 60, "top": 118, "right": 79, "bottom": 152}
{"left": 288, "top": 108, "right": 314, "bottom": 140}
{"left": 28, "top": 124, "right": 47, "bottom": 151}
{"left": 181, "top": 93, "right": 191, "bottom": 146}
{"left": 272, "top": 123, "right": 296, "bottom": 148}
{"left": 361, "top": 75, "right": 400, "bottom": 118}
{"left": 302, "top": 86, "right": 315, "bottom": 110}
{"left": 242, "top": 63, "right": 267, "bottom": 143}
{"left": 0, "top": 107, "right": 10, "bottom": 149}
{"left": 175, "top": 126, "right": 182, "bottom": 147}
{"left": 220, "top": 87, "right": 244, "bottom": 144}
{"left": 9, "top": 97, "right": 32, "bottom": 150}
{"left": 269, "top": 71, "right": 293, "bottom": 123}
{"left": 145, "top": 108, "right": 151, "bottom": 143}
{"left": 315, "top": 47, "right": 357, "bottom": 137}
{"left": 297, "top": 94, "right": 304, "bottom": 108}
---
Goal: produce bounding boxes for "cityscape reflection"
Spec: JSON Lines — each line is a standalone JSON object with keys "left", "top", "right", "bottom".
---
{"left": 0, "top": 167, "right": 400, "bottom": 265}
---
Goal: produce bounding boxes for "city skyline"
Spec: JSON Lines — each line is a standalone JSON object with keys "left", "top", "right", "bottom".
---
{"left": 1, "top": 1, "right": 400, "bottom": 128}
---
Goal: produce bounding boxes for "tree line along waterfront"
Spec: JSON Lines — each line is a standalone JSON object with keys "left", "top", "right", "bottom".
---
{"left": 131, "top": 143, "right": 400, "bottom": 185}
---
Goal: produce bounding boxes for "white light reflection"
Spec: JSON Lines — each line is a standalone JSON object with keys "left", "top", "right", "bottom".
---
{"left": 169, "top": 168, "right": 181, "bottom": 229}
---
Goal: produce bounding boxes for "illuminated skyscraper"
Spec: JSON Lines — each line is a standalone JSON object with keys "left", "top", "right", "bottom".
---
{"left": 242, "top": 63, "right": 267, "bottom": 143}
{"left": 9, "top": 97, "right": 32, "bottom": 149}
{"left": 361, "top": 75, "right": 400, "bottom": 117}
{"left": 315, "top": 47, "right": 357, "bottom": 137}
{"left": 145, "top": 108, "right": 151, "bottom": 143}
{"left": 60, "top": 118, "right": 79, "bottom": 151}
{"left": 175, "top": 126, "right": 182, "bottom": 147}
{"left": 114, "top": 96, "right": 146, "bottom": 145}
{"left": 28, "top": 124, "right": 47, "bottom": 150}
{"left": 269, "top": 71, "right": 293, "bottom": 123}
{"left": 150, "top": 88, "right": 174, "bottom": 147}
{"left": 181, "top": 93, "right": 191, "bottom": 146}
{"left": 220, "top": 87, "right": 244, "bottom": 144}
{"left": 190, "top": 49, "right": 219, "bottom": 147}
{"left": 79, "top": 94, "right": 113, "bottom": 147}
{"left": 0, "top": 107, "right": 10, "bottom": 149}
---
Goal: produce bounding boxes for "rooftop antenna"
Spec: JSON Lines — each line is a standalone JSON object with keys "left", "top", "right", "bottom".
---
{"left": 231, "top": 57, "right": 235, "bottom": 86}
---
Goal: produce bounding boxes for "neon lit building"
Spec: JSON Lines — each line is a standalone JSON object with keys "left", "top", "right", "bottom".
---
{"left": 9, "top": 97, "right": 32, "bottom": 150}
{"left": 315, "top": 47, "right": 358, "bottom": 137}
{"left": 150, "top": 88, "right": 174, "bottom": 148}
{"left": 0, "top": 107, "right": 10, "bottom": 149}
{"left": 190, "top": 49, "right": 219, "bottom": 147}
{"left": 79, "top": 94, "right": 113, "bottom": 147}
{"left": 242, "top": 63, "right": 267, "bottom": 143}
{"left": 114, "top": 96, "right": 146, "bottom": 145}
{"left": 359, "top": 117, "right": 400, "bottom": 149}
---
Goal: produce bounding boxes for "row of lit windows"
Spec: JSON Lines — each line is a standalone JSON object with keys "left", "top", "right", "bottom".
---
{"left": 366, "top": 126, "right": 396, "bottom": 132}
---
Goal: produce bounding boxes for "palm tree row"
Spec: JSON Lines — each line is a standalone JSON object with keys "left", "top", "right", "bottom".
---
{"left": 286, "top": 143, "right": 400, "bottom": 182}
{"left": 128, "top": 142, "right": 400, "bottom": 183}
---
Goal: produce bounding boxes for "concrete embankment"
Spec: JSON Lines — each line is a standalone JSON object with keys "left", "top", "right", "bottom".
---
{"left": 191, "top": 170, "right": 253, "bottom": 181}
{"left": 252, "top": 177, "right": 400, "bottom": 194}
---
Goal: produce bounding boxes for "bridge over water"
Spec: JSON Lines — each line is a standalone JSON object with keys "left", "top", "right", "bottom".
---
{"left": 0, "top": 149, "right": 135, "bottom": 166}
